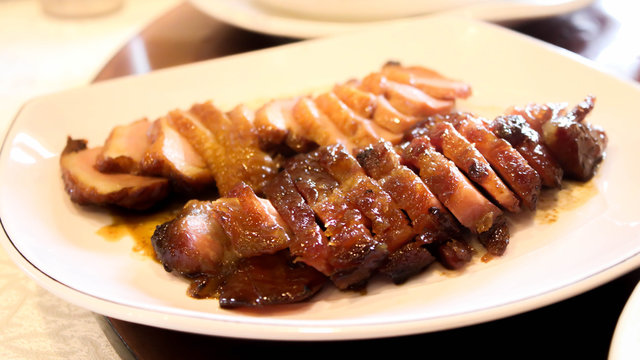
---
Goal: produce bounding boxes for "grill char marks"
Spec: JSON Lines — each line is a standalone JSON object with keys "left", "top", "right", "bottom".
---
{"left": 401, "top": 135, "right": 504, "bottom": 235}
{"left": 285, "top": 150, "right": 388, "bottom": 290}
{"left": 540, "top": 96, "right": 607, "bottom": 181}
{"left": 356, "top": 141, "right": 461, "bottom": 241}
{"left": 412, "top": 120, "right": 521, "bottom": 212}
{"left": 488, "top": 114, "right": 563, "bottom": 188}
{"left": 439, "top": 113, "right": 542, "bottom": 211}
{"left": 316, "top": 144, "right": 415, "bottom": 253}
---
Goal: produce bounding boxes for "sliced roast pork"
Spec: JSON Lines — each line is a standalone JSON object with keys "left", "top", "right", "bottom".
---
{"left": 60, "top": 137, "right": 169, "bottom": 210}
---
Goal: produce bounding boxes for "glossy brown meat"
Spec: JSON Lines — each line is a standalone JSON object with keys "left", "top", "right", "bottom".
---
{"left": 422, "top": 121, "right": 521, "bottom": 212}
{"left": 401, "top": 135, "right": 503, "bottom": 235}
{"left": 151, "top": 200, "right": 230, "bottom": 278}
{"left": 218, "top": 251, "right": 327, "bottom": 308}
{"left": 356, "top": 141, "right": 462, "bottom": 240}
{"left": 444, "top": 113, "right": 542, "bottom": 211}
{"left": 316, "top": 144, "right": 415, "bottom": 253}
{"left": 262, "top": 171, "right": 332, "bottom": 275}
{"left": 540, "top": 96, "right": 607, "bottom": 181}
{"left": 435, "top": 239, "right": 474, "bottom": 270}
{"left": 489, "top": 114, "right": 563, "bottom": 188}
{"left": 60, "top": 138, "right": 169, "bottom": 210}
{"left": 286, "top": 152, "right": 388, "bottom": 290}
{"left": 378, "top": 241, "right": 436, "bottom": 284}
{"left": 212, "top": 182, "right": 291, "bottom": 258}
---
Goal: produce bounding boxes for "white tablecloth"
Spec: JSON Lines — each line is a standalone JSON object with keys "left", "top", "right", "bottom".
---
{"left": 0, "top": 1, "right": 180, "bottom": 358}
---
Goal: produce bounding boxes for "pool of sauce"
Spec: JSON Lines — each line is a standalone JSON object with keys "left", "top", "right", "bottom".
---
{"left": 535, "top": 179, "right": 598, "bottom": 225}
{"left": 97, "top": 208, "right": 178, "bottom": 260}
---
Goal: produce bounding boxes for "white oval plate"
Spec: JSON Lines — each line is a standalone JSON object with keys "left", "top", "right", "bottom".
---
{"left": 188, "top": 0, "right": 595, "bottom": 38}
{"left": 1, "top": 15, "right": 639, "bottom": 341}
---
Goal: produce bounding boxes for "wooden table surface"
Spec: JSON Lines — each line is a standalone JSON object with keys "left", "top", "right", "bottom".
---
{"left": 94, "top": 1, "right": 640, "bottom": 358}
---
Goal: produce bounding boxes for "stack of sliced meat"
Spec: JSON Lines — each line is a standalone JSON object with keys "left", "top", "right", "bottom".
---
{"left": 60, "top": 62, "right": 607, "bottom": 308}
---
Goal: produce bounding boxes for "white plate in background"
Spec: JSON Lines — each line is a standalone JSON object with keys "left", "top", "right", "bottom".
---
{"left": 1, "top": 15, "right": 639, "bottom": 341}
{"left": 189, "top": 0, "right": 595, "bottom": 38}
{"left": 610, "top": 281, "right": 640, "bottom": 359}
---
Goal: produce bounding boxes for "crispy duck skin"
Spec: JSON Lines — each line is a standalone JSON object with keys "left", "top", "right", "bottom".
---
{"left": 489, "top": 114, "right": 564, "bottom": 188}
{"left": 168, "top": 101, "right": 279, "bottom": 196}
{"left": 414, "top": 121, "right": 521, "bottom": 212}
{"left": 441, "top": 112, "right": 542, "bottom": 211}
{"left": 60, "top": 137, "right": 169, "bottom": 210}
{"left": 95, "top": 118, "right": 152, "bottom": 174}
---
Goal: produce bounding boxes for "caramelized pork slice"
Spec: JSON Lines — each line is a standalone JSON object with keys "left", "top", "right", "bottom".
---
{"left": 356, "top": 141, "right": 461, "bottom": 240}
{"left": 263, "top": 171, "right": 332, "bottom": 275}
{"left": 378, "top": 241, "right": 436, "bottom": 284}
{"left": 444, "top": 113, "right": 542, "bottom": 211}
{"left": 212, "top": 182, "right": 291, "bottom": 258}
{"left": 401, "top": 135, "right": 503, "bottom": 236}
{"left": 254, "top": 97, "right": 315, "bottom": 152}
{"left": 489, "top": 114, "right": 563, "bottom": 188}
{"left": 95, "top": 118, "right": 152, "bottom": 174}
{"left": 540, "top": 96, "right": 607, "bottom": 181}
{"left": 168, "top": 102, "right": 278, "bottom": 195}
{"left": 140, "top": 117, "right": 215, "bottom": 194}
{"left": 286, "top": 152, "right": 388, "bottom": 290}
{"left": 291, "top": 97, "right": 354, "bottom": 152}
{"left": 316, "top": 144, "right": 415, "bottom": 253}
{"left": 61, "top": 138, "right": 169, "bottom": 210}
{"left": 380, "top": 62, "right": 472, "bottom": 100}
{"left": 420, "top": 121, "right": 521, "bottom": 212}
{"left": 315, "top": 92, "right": 402, "bottom": 147}
{"left": 151, "top": 200, "right": 229, "bottom": 278}
{"left": 218, "top": 251, "right": 327, "bottom": 308}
